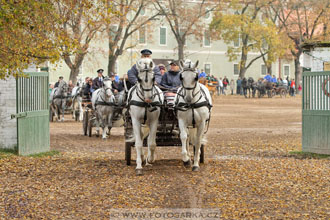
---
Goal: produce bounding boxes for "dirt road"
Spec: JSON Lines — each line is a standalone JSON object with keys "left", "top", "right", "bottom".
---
{"left": 1, "top": 95, "right": 329, "bottom": 219}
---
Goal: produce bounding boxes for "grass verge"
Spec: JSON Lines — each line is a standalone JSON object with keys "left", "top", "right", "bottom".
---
{"left": 289, "top": 151, "right": 330, "bottom": 159}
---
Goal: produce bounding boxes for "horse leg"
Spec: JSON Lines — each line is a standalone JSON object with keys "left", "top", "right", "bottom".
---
{"left": 51, "top": 104, "right": 57, "bottom": 121}
{"left": 146, "top": 117, "right": 158, "bottom": 165}
{"left": 104, "top": 112, "right": 113, "bottom": 139}
{"left": 192, "top": 123, "right": 206, "bottom": 172}
{"left": 78, "top": 98, "right": 83, "bottom": 121}
{"left": 61, "top": 102, "right": 65, "bottom": 122}
{"left": 95, "top": 110, "right": 100, "bottom": 137}
{"left": 72, "top": 98, "right": 76, "bottom": 119}
{"left": 132, "top": 117, "right": 143, "bottom": 175}
{"left": 178, "top": 118, "right": 190, "bottom": 166}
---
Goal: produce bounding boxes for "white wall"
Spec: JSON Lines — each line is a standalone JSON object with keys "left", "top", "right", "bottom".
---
{"left": 0, "top": 77, "right": 17, "bottom": 149}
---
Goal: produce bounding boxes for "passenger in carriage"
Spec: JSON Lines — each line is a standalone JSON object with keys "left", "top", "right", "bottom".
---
{"left": 160, "top": 60, "right": 181, "bottom": 91}
{"left": 83, "top": 79, "right": 94, "bottom": 99}
{"left": 54, "top": 76, "right": 64, "bottom": 88}
{"left": 110, "top": 73, "right": 124, "bottom": 94}
{"left": 127, "top": 49, "right": 162, "bottom": 87}
{"left": 158, "top": 64, "right": 166, "bottom": 76}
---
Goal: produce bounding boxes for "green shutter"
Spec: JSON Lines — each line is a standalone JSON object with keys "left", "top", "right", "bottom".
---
{"left": 160, "top": 27, "right": 166, "bottom": 45}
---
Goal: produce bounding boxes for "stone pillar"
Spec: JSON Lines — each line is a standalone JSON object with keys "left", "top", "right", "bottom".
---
{"left": 0, "top": 77, "right": 17, "bottom": 149}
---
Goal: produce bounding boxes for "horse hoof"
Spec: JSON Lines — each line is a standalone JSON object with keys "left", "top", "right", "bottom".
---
{"left": 183, "top": 160, "right": 191, "bottom": 167}
{"left": 136, "top": 169, "right": 143, "bottom": 176}
{"left": 102, "top": 137, "right": 106, "bottom": 140}
{"left": 192, "top": 166, "right": 200, "bottom": 172}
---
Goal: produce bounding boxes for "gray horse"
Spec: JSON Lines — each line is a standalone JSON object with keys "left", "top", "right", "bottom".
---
{"left": 50, "top": 80, "right": 68, "bottom": 121}
{"left": 91, "top": 78, "right": 115, "bottom": 139}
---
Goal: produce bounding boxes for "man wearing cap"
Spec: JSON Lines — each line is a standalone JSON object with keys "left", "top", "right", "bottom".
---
{"left": 93, "top": 69, "right": 105, "bottom": 90}
{"left": 54, "top": 76, "right": 64, "bottom": 88}
{"left": 160, "top": 60, "right": 181, "bottom": 90}
{"left": 127, "top": 49, "right": 162, "bottom": 86}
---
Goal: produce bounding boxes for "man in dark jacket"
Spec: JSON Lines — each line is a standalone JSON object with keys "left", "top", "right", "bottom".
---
{"left": 160, "top": 60, "right": 181, "bottom": 90}
{"left": 54, "top": 76, "right": 64, "bottom": 88}
{"left": 92, "top": 69, "right": 105, "bottom": 90}
{"left": 110, "top": 73, "right": 123, "bottom": 93}
{"left": 127, "top": 49, "right": 162, "bottom": 86}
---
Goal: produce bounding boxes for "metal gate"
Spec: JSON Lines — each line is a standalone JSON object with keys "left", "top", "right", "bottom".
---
{"left": 13, "top": 72, "right": 50, "bottom": 155}
{"left": 302, "top": 71, "right": 330, "bottom": 154}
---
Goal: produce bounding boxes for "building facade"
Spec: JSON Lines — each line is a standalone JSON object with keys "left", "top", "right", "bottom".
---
{"left": 49, "top": 6, "right": 295, "bottom": 83}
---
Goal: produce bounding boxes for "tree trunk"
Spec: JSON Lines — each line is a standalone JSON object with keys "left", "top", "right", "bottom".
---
{"left": 178, "top": 42, "right": 184, "bottom": 61}
{"left": 107, "top": 53, "right": 118, "bottom": 76}
{"left": 267, "top": 64, "right": 272, "bottom": 75}
{"left": 294, "top": 55, "right": 302, "bottom": 89}
{"left": 239, "top": 47, "right": 248, "bottom": 78}
{"left": 69, "top": 67, "right": 80, "bottom": 83}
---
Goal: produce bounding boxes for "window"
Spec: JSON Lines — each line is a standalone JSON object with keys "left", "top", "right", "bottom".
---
{"left": 234, "top": 63, "right": 239, "bottom": 75}
{"left": 140, "top": 7, "right": 145, "bottom": 16}
{"left": 179, "top": 28, "right": 187, "bottom": 46}
{"left": 204, "top": 30, "right": 211, "bottom": 47}
{"left": 284, "top": 65, "right": 290, "bottom": 76}
{"left": 234, "top": 35, "right": 240, "bottom": 47}
{"left": 110, "top": 25, "right": 118, "bottom": 42}
{"left": 160, "top": 27, "right": 167, "bottom": 45}
{"left": 139, "top": 26, "right": 146, "bottom": 44}
{"left": 205, "top": 63, "right": 211, "bottom": 75}
{"left": 204, "top": 8, "right": 211, "bottom": 19}
{"left": 261, "top": 64, "right": 267, "bottom": 75}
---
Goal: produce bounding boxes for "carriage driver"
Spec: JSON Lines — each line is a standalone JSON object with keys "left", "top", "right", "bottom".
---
{"left": 92, "top": 69, "right": 105, "bottom": 90}
{"left": 127, "top": 49, "right": 162, "bottom": 87}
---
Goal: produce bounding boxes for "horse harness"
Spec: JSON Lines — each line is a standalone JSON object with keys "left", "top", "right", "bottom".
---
{"left": 127, "top": 84, "right": 163, "bottom": 125}
{"left": 94, "top": 87, "right": 116, "bottom": 107}
{"left": 175, "top": 68, "right": 212, "bottom": 130}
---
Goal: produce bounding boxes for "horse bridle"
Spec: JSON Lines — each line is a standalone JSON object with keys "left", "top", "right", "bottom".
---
{"left": 179, "top": 69, "right": 200, "bottom": 100}
{"left": 137, "top": 67, "right": 156, "bottom": 100}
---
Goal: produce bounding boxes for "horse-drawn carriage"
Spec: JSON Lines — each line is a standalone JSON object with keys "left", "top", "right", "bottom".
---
{"left": 124, "top": 90, "right": 205, "bottom": 166}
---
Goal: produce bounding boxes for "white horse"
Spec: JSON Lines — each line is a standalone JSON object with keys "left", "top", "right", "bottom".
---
{"left": 71, "top": 77, "right": 84, "bottom": 121}
{"left": 50, "top": 80, "right": 69, "bottom": 122}
{"left": 127, "top": 58, "right": 164, "bottom": 175}
{"left": 91, "top": 77, "right": 115, "bottom": 139}
{"left": 175, "top": 60, "right": 212, "bottom": 172}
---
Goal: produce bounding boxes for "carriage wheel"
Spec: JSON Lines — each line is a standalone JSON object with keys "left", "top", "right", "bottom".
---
{"left": 88, "top": 117, "right": 93, "bottom": 137}
{"left": 125, "top": 142, "right": 133, "bottom": 166}
{"left": 280, "top": 89, "right": 287, "bottom": 98}
{"left": 75, "top": 110, "right": 79, "bottom": 122}
{"left": 257, "top": 90, "right": 261, "bottom": 98}
{"left": 193, "top": 144, "right": 205, "bottom": 164}
{"left": 271, "top": 89, "right": 276, "bottom": 98}
{"left": 83, "top": 110, "right": 88, "bottom": 136}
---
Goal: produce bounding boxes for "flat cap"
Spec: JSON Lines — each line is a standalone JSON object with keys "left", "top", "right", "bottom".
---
{"left": 141, "top": 49, "right": 152, "bottom": 55}
{"left": 169, "top": 60, "right": 179, "bottom": 66}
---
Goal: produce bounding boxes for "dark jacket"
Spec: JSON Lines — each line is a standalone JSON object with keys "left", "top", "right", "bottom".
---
{"left": 54, "top": 81, "right": 60, "bottom": 88}
{"left": 112, "top": 80, "right": 124, "bottom": 92}
{"left": 160, "top": 70, "right": 181, "bottom": 89}
{"left": 92, "top": 76, "right": 104, "bottom": 90}
{"left": 83, "top": 84, "right": 93, "bottom": 97}
{"left": 127, "top": 64, "right": 162, "bottom": 85}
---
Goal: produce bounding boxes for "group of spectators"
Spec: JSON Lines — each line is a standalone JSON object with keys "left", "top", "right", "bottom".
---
{"left": 197, "top": 71, "right": 301, "bottom": 97}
